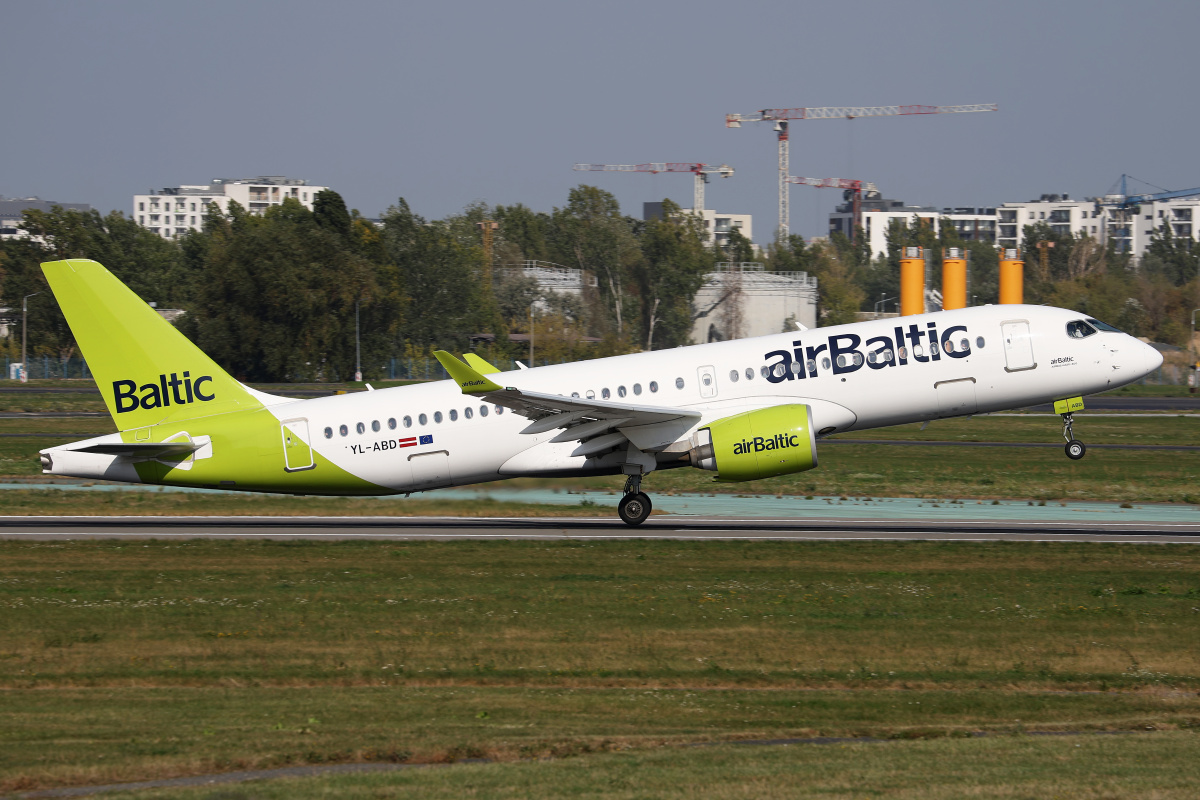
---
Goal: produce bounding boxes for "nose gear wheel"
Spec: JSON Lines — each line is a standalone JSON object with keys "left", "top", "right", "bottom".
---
{"left": 1060, "top": 412, "right": 1086, "bottom": 460}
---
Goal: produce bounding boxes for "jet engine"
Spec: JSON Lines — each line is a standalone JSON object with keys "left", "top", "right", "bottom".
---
{"left": 688, "top": 404, "right": 817, "bottom": 482}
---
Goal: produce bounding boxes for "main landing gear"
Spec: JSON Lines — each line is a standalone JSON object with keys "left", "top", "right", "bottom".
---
{"left": 1061, "top": 412, "right": 1086, "bottom": 460}
{"left": 618, "top": 474, "right": 653, "bottom": 526}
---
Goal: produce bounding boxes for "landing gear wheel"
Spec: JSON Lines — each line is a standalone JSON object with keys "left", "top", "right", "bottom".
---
{"left": 1065, "top": 439, "right": 1086, "bottom": 460}
{"left": 618, "top": 492, "right": 652, "bottom": 526}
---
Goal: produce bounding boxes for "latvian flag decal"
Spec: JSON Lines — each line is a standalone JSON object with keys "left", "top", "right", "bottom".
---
{"left": 398, "top": 437, "right": 418, "bottom": 448}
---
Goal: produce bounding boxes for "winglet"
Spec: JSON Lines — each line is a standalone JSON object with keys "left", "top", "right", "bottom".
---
{"left": 433, "top": 351, "right": 503, "bottom": 394}
{"left": 463, "top": 352, "right": 502, "bottom": 375}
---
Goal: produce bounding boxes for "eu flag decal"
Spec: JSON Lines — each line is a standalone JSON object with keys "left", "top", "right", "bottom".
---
{"left": 419, "top": 435, "right": 433, "bottom": 445}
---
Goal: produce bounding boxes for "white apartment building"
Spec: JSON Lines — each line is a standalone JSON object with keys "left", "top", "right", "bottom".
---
{"left": 643, "top": 202, "right": 752, "bottom": 249}
{"left": 997, "top": 193, "right": 1200, "bottom": 257}
{"left": 132, "top": 176, "right": 330, "bottom": 239}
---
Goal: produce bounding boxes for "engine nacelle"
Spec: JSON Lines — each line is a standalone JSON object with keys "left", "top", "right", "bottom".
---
{"left": 689, "top": 404, "right": 818, "bottom": 482}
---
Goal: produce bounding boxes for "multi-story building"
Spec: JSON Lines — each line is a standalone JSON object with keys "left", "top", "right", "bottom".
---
{"left": 0, "top": 196, "right": 92, "bottom": 239}
{"left": 132, "top": 176, "right": 329, "bottom": 239}
{"left": 997, "top": 193, "right": 1200, "bottom": 257}
{"left": 828, "top": 190, "right": 939, "bottom": 259}
{"left": 643, "top": 202, "right": 752, "bottom": 249}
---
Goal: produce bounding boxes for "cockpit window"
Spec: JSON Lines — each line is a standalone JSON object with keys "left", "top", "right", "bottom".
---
{"left": 1086, "top": 318, "right": 1123, "bottom": 333}
{"left": 1066, "top": 320, "right": 1097, "bottom": 339}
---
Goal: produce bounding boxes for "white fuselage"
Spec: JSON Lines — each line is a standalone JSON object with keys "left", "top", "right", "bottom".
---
{"left": 252, "top": 304, "right": 1160, "bottom": 493}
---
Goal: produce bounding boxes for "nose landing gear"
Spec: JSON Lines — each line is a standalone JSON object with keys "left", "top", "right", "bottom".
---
{"left": 1061, "top": 412, "right": 1086, "bottom": 460}
{"left": 618, "top": 474, "right": 653, "bottom": 526}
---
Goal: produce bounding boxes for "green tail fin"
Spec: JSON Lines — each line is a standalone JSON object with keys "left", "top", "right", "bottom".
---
{"left": 41, "top": 259, "right": 262, "bottom": 431}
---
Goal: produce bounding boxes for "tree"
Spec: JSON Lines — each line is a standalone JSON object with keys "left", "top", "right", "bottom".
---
{"left": 546, "top": 186, "right": 641, "bottom": 344}
{"left": 1, "top": 207, "right": 190, "bottom": 361}
{"left": 181, "top": 198, "right": 398, "bottom": 381}
{"left": 722, "top": 227, "right": 756, "bottom": 264}
{"left": 381, "top": 199, "right": 478, "bottom": 355}
{"left": 633, "top": 199, "right": 713, "bottom": 350}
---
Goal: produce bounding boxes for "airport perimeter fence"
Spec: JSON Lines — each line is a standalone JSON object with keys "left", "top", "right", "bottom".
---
{"left": 0, "top": 356, "right": 559, "bottom": 383}
{"left": 5, "top": 355, "right": 1188, "bottom": 387}
{"left": 3, "top": 357, "right": 92, "bottom": 381}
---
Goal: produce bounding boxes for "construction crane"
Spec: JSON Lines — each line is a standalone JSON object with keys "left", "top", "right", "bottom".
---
{"left": 572, "top": 163, "right": 734, "bottom": 215}
{"left": 785, "top": 176, "right": 871, "bottom": 242}
{"left": 725, "top": 104, "right": 998, "bottom": 239}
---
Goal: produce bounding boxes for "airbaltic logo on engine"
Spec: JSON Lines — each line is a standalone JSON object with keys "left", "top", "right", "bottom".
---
{"left": 113, "top": 372, "right": 215, "bottom": 413}
{"left": 732, "top": 433, "right": 801, "bottom": 455}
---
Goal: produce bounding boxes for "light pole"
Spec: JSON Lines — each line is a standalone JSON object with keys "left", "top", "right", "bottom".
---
{"left": 21, "top": 292, "right": 40, "bottom": 384}
{"left": 529, "top": 304, "right": 535, "bottom": 367}
{"left": 354, "top": 300, "right": 362, "bottom": 383}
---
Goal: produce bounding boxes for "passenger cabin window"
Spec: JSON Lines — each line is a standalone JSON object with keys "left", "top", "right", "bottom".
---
{"left": 1066, "top": 320, "right": 1097, "bottom": 339}
{"left": 403, "top": 416, "right": 413, "bottom": 427}
{"left": 356, "top": 422, "right": 366, "bottom": 434}
{"left": 418, "top": 414, "right": 428, "bottom": 425}
{"left": 434, "top": 411, "right": 443, "bottom": 423}
{"left": 464, "top": 407, "right": 473, "bottom": 419}
{"left": 729, "top": 370, "right": 739, "bottom": 382}
{"left": 449, "top": 409, "right": 458, "bottom": 421}
{"left": 371, "top": 420, "right": 381, "bottom": 432}
{"left": 388, "top": 418, "right": 397, "bottom": 430}
{"left": 618, "top": 386, "right": 627, "bottom": 398}
{"left": 633, "top": 383, "right": 642, "bottom": 395}
{"left": 602, "top": 388, "right": 611, "bottom": 399}
{"left": 480, "top": 406, "right": 489, "bottom": 417}
{"left": 339, "top": 424, "right": 349, "bottom": 437}
{"left": 324, "top": 427, "right": 333, "bottom": 439}
{"left": 675, "top": 377, "right": 685, "bottom": 389}
{"left": 745, "top": 368, "right": 754, "bottom": 381}
{"left": 649, "top": 381, "right": 658, "bottom": 393}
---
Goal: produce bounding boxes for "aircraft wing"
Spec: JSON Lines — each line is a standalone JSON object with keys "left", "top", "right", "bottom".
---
{"left": 433, "top": 351, "right": 700, "bottom": 452}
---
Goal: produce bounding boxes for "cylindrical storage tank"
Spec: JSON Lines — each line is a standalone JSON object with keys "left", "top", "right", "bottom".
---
{"left": 999, "top": 248, "right": 1023, "bottom": 304}
{"left": 899, "top": 246, "right": 925, "bottom": 316}
{"left": 942, "top": 247, "right": 967, "bottom": 310}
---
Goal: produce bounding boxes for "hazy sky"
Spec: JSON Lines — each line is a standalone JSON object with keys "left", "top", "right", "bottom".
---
{"left": 5, "top": 0, "right": 1199, "bottom": 243}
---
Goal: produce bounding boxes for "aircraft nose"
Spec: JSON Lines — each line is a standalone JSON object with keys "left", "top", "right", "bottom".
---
{"left": 1142, "top": 342, "right": 1164, "bottom": 376}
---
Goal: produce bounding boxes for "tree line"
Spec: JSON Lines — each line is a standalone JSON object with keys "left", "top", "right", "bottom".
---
{"left": 1, "top": 187, "right": 1196, "bottom": 382}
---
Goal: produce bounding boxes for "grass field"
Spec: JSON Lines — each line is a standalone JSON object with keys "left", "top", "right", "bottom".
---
{"left": 2, "top": 539, "right": 1199, "bottom": 794}
{"left": 91, "top": 733, "right": 1200, "bottom": 800}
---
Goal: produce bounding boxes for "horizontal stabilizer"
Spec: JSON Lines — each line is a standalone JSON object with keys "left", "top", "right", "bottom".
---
{"left": 71, "top": 441, "right": 201, "bottom": 459}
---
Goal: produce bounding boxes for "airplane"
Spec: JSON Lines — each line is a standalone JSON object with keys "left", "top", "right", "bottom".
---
{"left": 38, "top": 259, "right": 1163, "bottom": 526}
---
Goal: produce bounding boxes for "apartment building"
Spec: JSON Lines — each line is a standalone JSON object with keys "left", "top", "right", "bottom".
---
{"left": 132, "top": 176, "right": 329, "bottom": 239}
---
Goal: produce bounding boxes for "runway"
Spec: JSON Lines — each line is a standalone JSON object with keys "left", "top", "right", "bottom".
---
{"left": 3, "top": 514, "right": 1200, "bottom": 543}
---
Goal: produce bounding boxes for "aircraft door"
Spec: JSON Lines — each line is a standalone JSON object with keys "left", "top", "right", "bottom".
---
{"left": 697, "top": 365, "right": 718, "bottom": 399}
{"left": 281, "top": 418, "right": 315, "bottom": 472}
{"left": 409, "top": 450, "right": 452, "bottom": 489}
{"left": 935, "top": 378, "right": 977, "bottom": 417}
{"left": 1001, "top": 321, "right": 1037, "bottom": 372}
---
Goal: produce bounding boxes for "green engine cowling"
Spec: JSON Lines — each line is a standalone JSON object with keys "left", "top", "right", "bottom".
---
{"left": 689, "top": 404, "right": 818, "bottom": 482}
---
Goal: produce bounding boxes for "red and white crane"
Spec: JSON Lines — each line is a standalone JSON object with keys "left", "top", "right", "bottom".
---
{"left": 786, "top": 176, "right": 867, "bottom": 242}
{"left": 726, "top": 104, "right": 998, "bottom": 239}
{"left": 572, "top": 162, "right": 734, "bottom": 216}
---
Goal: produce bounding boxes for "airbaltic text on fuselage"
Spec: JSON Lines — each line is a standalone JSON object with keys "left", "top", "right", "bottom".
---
{"left": 762, "top": 323, "right": 971, "bottom": 382}
{"left": 732, "top": 433, "right": 800, "bottom": 455}
{"left": 113, "top": 373, "right": 215, "bottom": 413}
